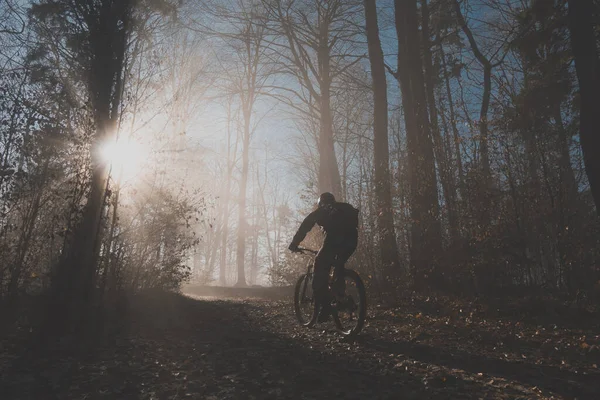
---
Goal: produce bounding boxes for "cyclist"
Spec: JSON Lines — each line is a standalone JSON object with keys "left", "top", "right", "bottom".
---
{"left": 288, "top": 192, "right": 359, "bottom": 321}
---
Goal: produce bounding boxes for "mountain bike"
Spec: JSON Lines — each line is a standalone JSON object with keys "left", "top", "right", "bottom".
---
{"left": 293, "top": 247, "right": 367, "bottom": 337}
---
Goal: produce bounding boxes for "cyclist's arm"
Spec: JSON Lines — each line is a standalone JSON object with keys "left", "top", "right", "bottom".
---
{"left": 291, "top": 208, "right": 322, "bottom": 246}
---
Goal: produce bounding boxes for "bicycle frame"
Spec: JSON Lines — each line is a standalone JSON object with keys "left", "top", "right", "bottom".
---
{"left": 294, "top": 247, "right": 366, "bottom": 336}
{"left": 296, "top": 248, "right": 317, "bottom": 307}
{"left": 296, "top": 247, "right": 342, "bottom": 302}
{"left": 297, "top": 247, "right": 345, "bottom": 285}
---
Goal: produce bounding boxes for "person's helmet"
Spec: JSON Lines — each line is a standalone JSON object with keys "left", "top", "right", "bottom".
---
{"left": 317, "top": 192, "right": 336, "bottom": 208}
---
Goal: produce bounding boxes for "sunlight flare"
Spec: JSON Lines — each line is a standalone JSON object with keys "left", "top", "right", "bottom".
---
{"left": 100, "top": 138, "right": 147, "bottom": 182}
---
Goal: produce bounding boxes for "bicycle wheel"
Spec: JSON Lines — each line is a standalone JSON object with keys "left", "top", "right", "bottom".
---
{"left": 294, "top": 273, "right": 317, "bottom": 327}
{"left": 332, "top": 269, "right": 367, "bottom": 336}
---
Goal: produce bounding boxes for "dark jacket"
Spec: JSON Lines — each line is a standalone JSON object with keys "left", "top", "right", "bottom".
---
{"left": 291, "top": 202, "right": 359, "bottom": 246}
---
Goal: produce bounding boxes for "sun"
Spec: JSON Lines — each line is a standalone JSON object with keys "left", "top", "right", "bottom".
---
{"left": 100, "top": 138, "right": 147, "bottom": 182}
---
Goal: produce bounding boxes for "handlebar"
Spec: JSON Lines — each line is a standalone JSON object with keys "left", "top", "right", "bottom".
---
{"left": 297, "top": 247, "right": 318, "bottom": 255}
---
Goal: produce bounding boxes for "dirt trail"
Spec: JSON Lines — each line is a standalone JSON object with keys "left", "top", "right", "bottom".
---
{"left": 1, "top": 290, "right": 599, "bottom": 399}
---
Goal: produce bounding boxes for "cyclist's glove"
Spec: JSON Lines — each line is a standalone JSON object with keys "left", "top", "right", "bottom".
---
{"left": 288, "top": 243, "right": 300, "bottom": 253}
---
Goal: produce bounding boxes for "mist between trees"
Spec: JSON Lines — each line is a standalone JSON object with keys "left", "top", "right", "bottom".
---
{"left": 1, "top": 0, "right": 599, "bottom": 327}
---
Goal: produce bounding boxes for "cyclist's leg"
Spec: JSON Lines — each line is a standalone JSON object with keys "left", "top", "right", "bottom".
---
{"left": 313, "top": 244, "right": 336, "bottom": 322}
{"left": 332, "top": 230, "right": 358, "bottom": 298}
{"left": 312, "top": 242, "right": 335, "bottom": 307}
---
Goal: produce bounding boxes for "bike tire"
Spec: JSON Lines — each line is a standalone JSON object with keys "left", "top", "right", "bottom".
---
{"left": 294, "top": 273, "right": 317, "bottom": 327}
{"left": 332, "top": 269, "right": 367, "bottom": 337}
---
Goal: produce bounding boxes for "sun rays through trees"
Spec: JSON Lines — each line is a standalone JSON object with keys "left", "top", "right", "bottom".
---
{"left": 1, "top": 0, "right": 600, "bottom": 332}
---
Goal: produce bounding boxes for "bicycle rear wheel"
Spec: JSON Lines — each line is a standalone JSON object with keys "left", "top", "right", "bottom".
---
{"left": 294, "top": 273, "right": 317, "bottom": 327}
{"left": 332, "top": 269, "right": 367, "bottom": 336}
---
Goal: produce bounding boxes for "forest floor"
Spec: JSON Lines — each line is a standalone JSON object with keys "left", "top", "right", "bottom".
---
{"left": 1, "top": 287, "right": 599, "bottom": 400}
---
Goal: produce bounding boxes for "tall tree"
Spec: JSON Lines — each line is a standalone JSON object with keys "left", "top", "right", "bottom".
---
{"left": 452, "top": 0, "right": 493, "bottom": 183}
{"left": 187, "top": 0, "right": 273, "bottom": 286}
{"left": 230, "top": 4, "right": 268, "bottom": 287}
{"left": 421, "top": 0, "right": 459, "bottom": 241}
{"left": 220, "top": 99, "right": 239, "bottom": 285}
{"left": 567, "top": 0, "right": 600, "bottom": 216}
{"left": 263, "top": 0, "right": 363, "bottom": 198}
{"left": 29, "top": 0, "right": 179, "bottom": 324}
{"left": 393, "top": 0, "right": 442, "bottom": 288}
{"left": 451, "top": 1, "right": 513, "bottom": 231}
{"left": 32, "top": 0, "right": 136, "bottom": 317}
{"left": 363, "top": 0, "right": 401, "bottom": 278}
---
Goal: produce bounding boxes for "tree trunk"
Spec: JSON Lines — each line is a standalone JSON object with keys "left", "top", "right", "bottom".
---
{"left": 394, "top": 0, "right": 442, "bottom": 289}
{"left": 363, "top": 0, "right": 401, "bottom": 276}
{"left": 453, "top": 0, "right": 494, "bottom": 222}
{"left": 421, "top": 0, "right": 459, "bottom": 242}
{"left": 271, "top": 0, "right": 343, "bottom": 199}
{"left": 317, "top": 22, "right": 342, "bottom": 198}
{"left": 8, "top": 160, "right": 49, "bottom": 298}
{"left": 439, "top": 43, "right": 465, "bottom": 199}
{"left": 257, "top": 164, "right": 277, "bottom": 271}
{"left": 554, "top": 106, "right": 578, "bottom": 204}
{"left": 250, "top": 200, "right": 259, "bottom": 286}
{"left": 567, "top": 0, "right": 600, "bottom": 216}
{"left": 50, "top": 0, "right": 132, "bottom": 328}
{"left": 219, "top": 207, "right": 229, "bottom": 286}
{"left": 99, "top": 183, "right": 120, "bottom": 295}
{"left": 235, "top": 108, "right": 250, "bottom": 287}
{"left": 220, "top": 101, "right": 237, "bottom": 286}
{"left": 479, "top": 64, "right": 492, "bottom": 179}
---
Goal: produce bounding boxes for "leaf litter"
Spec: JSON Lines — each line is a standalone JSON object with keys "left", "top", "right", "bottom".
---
{"left": 0, "top": 290, "right": 598, "bottom": 399}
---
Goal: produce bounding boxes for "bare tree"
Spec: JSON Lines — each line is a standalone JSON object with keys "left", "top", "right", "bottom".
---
{"left": 262, "top": 0, "right": 364, "bottom": 198}
{"left": 0, "top": 0, "right": 25, "bottom": 36}
{"left": 392, "top": 0, "right": 442, "bottom": 288}
{"left": 421, "top": 0, "right": 459, "bottom": 241}
{"left": 193, "top": 0, "right": 274, "bottom": 286}
{"left": 452, "top": 0, "right": 511, "bottom": 224}
{"left": 33, "top": 0, "right": 136, "bottom": 318}
{"left": 363, "top": 0, "right": 401, "bottom": 279}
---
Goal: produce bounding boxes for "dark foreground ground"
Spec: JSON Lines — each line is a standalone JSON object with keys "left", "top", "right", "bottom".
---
{"left": 1, "top": 287, "right": 599, "bottom": 400}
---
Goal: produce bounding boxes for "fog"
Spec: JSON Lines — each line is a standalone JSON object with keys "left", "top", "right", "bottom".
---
{"left": 106, "top": 3, "right": 326, "bottom": 287}
{"left": 2, "top": 0, "right": 597, "bottom": 299}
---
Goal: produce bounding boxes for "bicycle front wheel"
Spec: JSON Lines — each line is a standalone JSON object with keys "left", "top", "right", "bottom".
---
{"left": 332, "top": 269, "right": 367, "bottom": 336}
{"left": 294, "top": 273, "right": 317, "bottom": 327}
